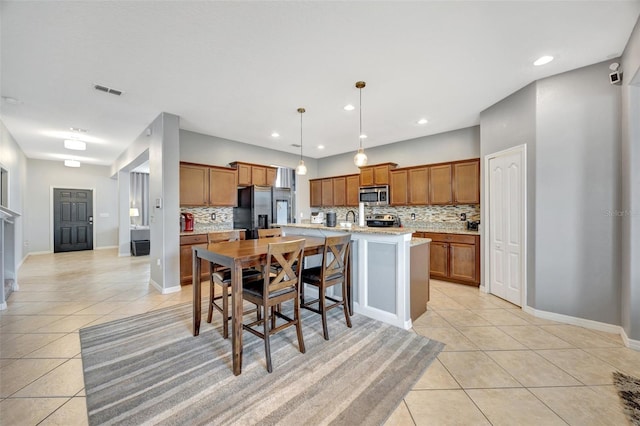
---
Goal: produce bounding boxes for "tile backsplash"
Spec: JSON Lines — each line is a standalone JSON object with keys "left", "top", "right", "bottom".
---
{"left": 182, "top": 204, "right": 480, "bottom": 229}
{"left": 317, "top": 205, "right": 480, "bottom": 229}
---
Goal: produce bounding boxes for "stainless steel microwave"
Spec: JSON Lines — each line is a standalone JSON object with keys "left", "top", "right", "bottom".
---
{"left": 359, "top": 185, "right": 389, "bottom": 206}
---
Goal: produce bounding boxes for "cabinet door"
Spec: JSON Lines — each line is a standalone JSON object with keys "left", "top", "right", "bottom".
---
{"left": 252, "top": 166, "right": 267, "bottom": 186}
{"left": 408, "top": 167, "right": 429, "bottom": 205}
{"left": 333, "top": 177, "right": 346, "bottom": 206}
{"left": 266, "top": 167, "right": 277, "bottom": 187}
{"left": 237, "top": 164, "right": 252, "bottom": 186}
{"left": 373, "top": 165, "right": 390, "bottom": 185}
{"left": 180, "top": 164, "right": 209, "bottom": 206}
{"left": 180, "top": 243, "right": 210, "bottom": 285}
{"left": 449, "top": 243, "right": 477, "bottom": 283}
{"left": 209, "top": 167, "right": 237, "bottom": 206}
{"left": 321, "top": 178, "right": 333, "bottom": 206}
{"left": 430, "top": 242, "right": 449, "bottom": 278}
{"left": 390, "top": 170, "right": 408, "bottom": 205}
{"left": 310, "top": 180, "right": 322, "bottom": 207}
{"left": 360, "top": 167, "right": 374, "bottom": 186}
{"left": 453, "top": 160, "right": 480, "bottom": 204}
{"left": 346, "top": 175, "right": 360, "bottom": 206}
{"left": 429, "top": 164, "right": 453, "bottom": 205}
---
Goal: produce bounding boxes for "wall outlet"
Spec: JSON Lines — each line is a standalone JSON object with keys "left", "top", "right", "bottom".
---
{"left": 23, "top": 240, "right": 29, "bottom": 247}
{"left": 156, "top": 258, "right": 161, "bottom": 266}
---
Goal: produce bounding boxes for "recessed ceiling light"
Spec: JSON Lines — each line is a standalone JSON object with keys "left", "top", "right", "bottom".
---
{"left": 317, "top": 145, "right": 325, "bottom": 150}
{"left": 69, "top": 127, "right": 88, "bottom": 133}
{"left": 271, "top": 132, "right": 280, "bottom": 138}
{"left": 417, "top": 118, "right": 428, "bottom": 125}
{"left": 64, "top": 139, "right": 87, "bottom": 151}
{"left": 534, "top": 55, "right": 554, "bottom": 66}
{"left": 344, "top": 104, "right": 355, "bottom": 111}
{"left": 64, "top": 159, "right": 81, "bottom": 168}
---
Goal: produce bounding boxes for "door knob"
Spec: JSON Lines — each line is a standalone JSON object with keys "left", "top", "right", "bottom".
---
{"left": 89, "top": 216, "right": 93, "bottom": 225}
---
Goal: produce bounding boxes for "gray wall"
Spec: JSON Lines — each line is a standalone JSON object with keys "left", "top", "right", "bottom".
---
{"left": 25, "top": 159, "right": 118, "bottom": 253}
{"left": 0, "top": 120, "right": 27, "bottom": 263}
{"left": 317, "top": 126, "right": 480, "bottom": 177}
{"left": 535, "top": 61, "right": 621, "bottom": 324}
{"left": 481, "top": 60, "right": 623, "bottom": 326}
{"left": 480, "top": 83, "right": 537, "bottom": 302}
{"left": 620, "top": 17, "right": 640, "bottom": 340}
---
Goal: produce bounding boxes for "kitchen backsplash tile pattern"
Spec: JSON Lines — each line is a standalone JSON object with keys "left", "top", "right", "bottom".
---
{"left": 316, "top": 205, "right": 480, "bottom": 229}
{"left": 180, "top": 207, "right": 233, "bottom": 226}
{"left": 182, "top": 205, "right": 480, "bottom": 229}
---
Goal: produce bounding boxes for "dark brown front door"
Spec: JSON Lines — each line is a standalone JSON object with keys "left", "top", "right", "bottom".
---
{"left": 54, "top": 188, "right": 93, "bottom": 253}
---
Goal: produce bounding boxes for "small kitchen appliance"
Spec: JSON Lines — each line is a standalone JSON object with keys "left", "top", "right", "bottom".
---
{"left": 181, "top": 212, "right": 194, "bottom": 232}
{"left": 326, "top": 211, "right": 337, "bottom": 227}
{"left": 467, "top": 220, "right": 480, "bottom": 231}
{"left": 365, "top": 214, "right": 401, "bottom": 228}
{"left": 310, "top": 211, "right": 325, "bottom": 224}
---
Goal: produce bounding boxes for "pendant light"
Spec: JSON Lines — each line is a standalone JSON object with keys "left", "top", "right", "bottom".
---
{"left": 295, "top": 107, "right": 307, "bottom": 175}
{"left": 353, "top": 81, "right": 368, "bottom": 167}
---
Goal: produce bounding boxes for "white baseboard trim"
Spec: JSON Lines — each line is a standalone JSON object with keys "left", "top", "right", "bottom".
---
{"left": 149, "top": 278, "right": 181, "bottom": 294}
{"left": 118, "top": 252, "right": 131, "bottom": 257}
{"left": 25, "top": 250, "right": 52, "bottom": 256}
{"left": 95, "top": 245, "right": 118, "bottom": 250}
{"left": 523, "top": 304, "right": 638, "bottom": 350}
{"left": 0, "top": 301, "right": 7, "bottom": 310}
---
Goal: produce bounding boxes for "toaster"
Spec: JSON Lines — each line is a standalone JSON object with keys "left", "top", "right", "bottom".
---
{"left": 310, "top": 212, "right": 325, "bottom": 224}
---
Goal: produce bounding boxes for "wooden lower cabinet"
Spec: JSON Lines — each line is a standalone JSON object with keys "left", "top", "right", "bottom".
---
{"left": 417, "top": 232, "right": 480, "bottom": 286}
{"left": 180, "top": 234, "right": 210, "bottom": 285}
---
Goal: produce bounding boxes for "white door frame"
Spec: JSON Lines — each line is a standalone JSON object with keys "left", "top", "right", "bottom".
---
{"left": 483, "top": 144, "right": 527, "bottom": 307}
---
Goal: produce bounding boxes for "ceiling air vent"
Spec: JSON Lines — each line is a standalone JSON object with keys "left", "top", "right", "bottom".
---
{"left": 291, "top": 144, "right": 301, "bottom": 148}
{"left": 93, "top": 83, "right": 124, "bottom": 96}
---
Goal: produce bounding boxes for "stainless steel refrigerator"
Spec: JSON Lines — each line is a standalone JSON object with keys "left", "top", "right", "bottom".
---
{"left": 233, "top": 185, "right": 272, "bottom": 239}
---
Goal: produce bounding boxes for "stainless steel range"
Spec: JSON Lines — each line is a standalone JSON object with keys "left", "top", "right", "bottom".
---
{"left": 365, "top": 214, "right": 401, "bottom": 228}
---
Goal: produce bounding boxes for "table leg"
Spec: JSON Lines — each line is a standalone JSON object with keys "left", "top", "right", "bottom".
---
{"left": 193, "top": 247, "right": 201, "bottom": 336}
{"left": 231, "top": 262, "right": 244, "bottom": 375}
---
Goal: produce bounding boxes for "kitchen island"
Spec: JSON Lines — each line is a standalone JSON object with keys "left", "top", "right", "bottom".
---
{"left": 279, "top": 223, "right": 430, "bottom": 330}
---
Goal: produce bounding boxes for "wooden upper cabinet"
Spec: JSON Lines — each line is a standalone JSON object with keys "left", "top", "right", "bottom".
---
{"left": 266, "top": 168, "right": 277, "bottom": 187}
{"left": 209, "top": 166, "right": 237, "bottom": 206}
{"left": 252, "top": 165, "right": 267, "bottom": 185}
{"left": 180, "top": 162, "right": 238, "bottom": 207}
{"left": 229, "top": 162, "right": 277, "bottom": 187}
{"left": 408, "top": 167, "right": 429, "bottom": 205}
{"left": 390, "top": 169, "right": 408, "bottom": 205}
{"left": 180, "top": 163, "right": 209, "bottom": 206}
{"left": 332, "top": 176, "right": 346, "bottom": 206}
{"left": 453, "top": 159, "right": 480, "bottom": 204}
{"left": 310, "top": 180, "right": 322, "bottom": 207}
{"left": 359, "top": 163, "right": 397, "bottom": 186}
{"left": 236, "top": 163, "right": 252, "bottom": 186}
{"left": 429, "top": 164, "right": 453, "bottom": 205}
{"left": 321, "top": 178, "right": 333, "bottom": 206}
{"left": 346, "top": 174, "right": 360, "bottom": 206}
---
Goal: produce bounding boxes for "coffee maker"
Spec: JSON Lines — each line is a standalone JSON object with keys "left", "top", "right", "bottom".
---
{"left": 181, "top": 212, "right": 194, "bottom": 232}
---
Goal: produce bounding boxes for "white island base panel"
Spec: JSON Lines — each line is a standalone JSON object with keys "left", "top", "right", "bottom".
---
{"left": 280, "top": 225, "right": 414, "bottom": 330}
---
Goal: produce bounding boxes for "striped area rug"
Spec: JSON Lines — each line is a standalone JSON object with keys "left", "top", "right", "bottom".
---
{"left": 79, "top": 302, "right": 444, "bottom": 425}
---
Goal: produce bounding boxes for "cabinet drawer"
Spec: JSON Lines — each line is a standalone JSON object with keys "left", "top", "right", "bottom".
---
{"left": 422, "top": 232, "right": 476, "bottom": 245}
{"left": 180, "top": 234, "right": 208, "bottom": 245}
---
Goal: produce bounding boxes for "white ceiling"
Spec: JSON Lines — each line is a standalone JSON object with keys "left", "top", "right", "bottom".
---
{"left": 1, "top": 1, "right": 639, "bottom": 167}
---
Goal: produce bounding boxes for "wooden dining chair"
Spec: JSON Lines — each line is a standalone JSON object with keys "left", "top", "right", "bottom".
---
{"left": 241, "top": 238, "right": 306, "bottom": 373}
{"left": 257, "top": 228, "right": 282, "bottom": 239}
{"left": 207, "top": 230, "right": 261, "bottom": 339}
{"left": 301, "top": 233, "right": 352, "bottom": 340}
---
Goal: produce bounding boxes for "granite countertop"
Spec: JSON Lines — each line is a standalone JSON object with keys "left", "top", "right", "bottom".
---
{"left": 403, "top": 226, "right": 480, "bottom": 236}
{"left": 410, "top": 237, "right": 432, "bottom": 247}
{"left": 279, "top": 223, "right": 413, "bottom": 236}
{"left": 179, "top": 225, "right": 241, "bottom": 237}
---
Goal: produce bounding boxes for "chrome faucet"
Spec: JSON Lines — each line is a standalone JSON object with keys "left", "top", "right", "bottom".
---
{"left": 345, "top": 210, "right": 357, "bottom": 223}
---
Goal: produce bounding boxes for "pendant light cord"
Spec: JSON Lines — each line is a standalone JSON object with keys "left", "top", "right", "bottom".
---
{"left": 359, "top": 87, "right": 363, "bottom": 149}
{"left": 300, "top": 110, "right": 303, "bottom": 160}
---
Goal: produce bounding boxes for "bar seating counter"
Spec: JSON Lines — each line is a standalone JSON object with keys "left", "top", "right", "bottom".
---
{"left": 279, "top": 223, "right": 430, "bottom": 330}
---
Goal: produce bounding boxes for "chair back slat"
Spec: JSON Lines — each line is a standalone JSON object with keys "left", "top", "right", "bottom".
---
{"left": 322, "top": 234, "right": 350, "bottom": 280}
{"left": 258, "top": 228, "right": 282, "bottom": 239}
{"left": 264, "top": 239, "right": 305, "bottom": 295}
{"left": 208, "top": 230, "right": 240, "bottom": 244}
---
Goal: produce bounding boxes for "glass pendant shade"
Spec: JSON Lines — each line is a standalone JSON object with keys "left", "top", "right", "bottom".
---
{"left": 296, "top": 160, "right": 307, "bottom": 175}
{"left": 354, "top": 148, "right": 368, "bottom": 167}
{"left": 296, "top": 107, "right": 307, "bottom": 175}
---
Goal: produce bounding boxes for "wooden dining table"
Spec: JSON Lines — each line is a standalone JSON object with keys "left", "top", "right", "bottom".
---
{"left": 192, "top": 235, "right": 326, "bottom": 376}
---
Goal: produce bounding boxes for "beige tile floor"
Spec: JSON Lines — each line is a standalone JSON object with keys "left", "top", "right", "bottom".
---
{"left": 1, "top": 249, "right": 638, "bottom": 425}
